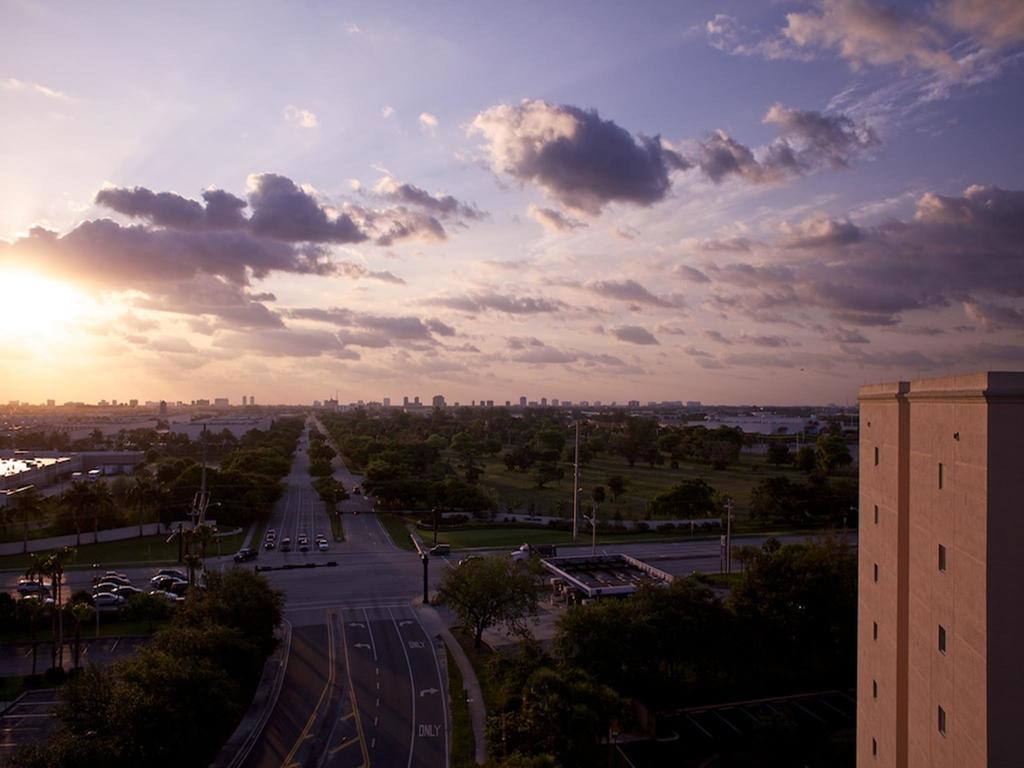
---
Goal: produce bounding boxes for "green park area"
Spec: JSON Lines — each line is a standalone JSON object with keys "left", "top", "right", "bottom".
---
{"left": 476, "top": 450, "right": 800, "bottom": 519}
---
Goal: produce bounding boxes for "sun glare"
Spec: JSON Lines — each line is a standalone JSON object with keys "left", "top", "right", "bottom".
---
{"left": 0, "top": 268, "right": 93, "bottom": 341}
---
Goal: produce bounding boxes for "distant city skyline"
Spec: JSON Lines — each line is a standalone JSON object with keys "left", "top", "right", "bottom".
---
{"left": 2, "top": 1, "right": 1023, "bottom": 405}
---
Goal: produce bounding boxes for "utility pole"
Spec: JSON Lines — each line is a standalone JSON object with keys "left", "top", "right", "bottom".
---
{"left": 572, "top": 420, "right": 580, "bottom": 543}
{"left": 725, "top": 498, "right": 733, "bottom": 575}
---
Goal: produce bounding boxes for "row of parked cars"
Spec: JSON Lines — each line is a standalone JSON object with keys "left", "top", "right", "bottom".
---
{"left": 92, "top": 568, "right": 192, "bottom": 609}
{"left": 262, "top": 528, "right": 329, "bottom": 553}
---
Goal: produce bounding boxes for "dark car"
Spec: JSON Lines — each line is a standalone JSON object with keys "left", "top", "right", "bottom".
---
{"left": 234, "top": 547, "right": 258, "bottom": 563}
{"left": 281, "top": 537, "right": 292, "bottom": 552}
{"left": 264, "top": 539, "right": 276, "bottom": 550}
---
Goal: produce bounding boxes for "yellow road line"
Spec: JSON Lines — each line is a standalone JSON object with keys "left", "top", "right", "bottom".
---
{"left": 280, "top": 611, "right": 336, "bottom": 768}
{"left": 327, "top": 737, "right": 361, "bottom": 756}
{"left": 340, "top": 616, "right": 371, "bottom": 767}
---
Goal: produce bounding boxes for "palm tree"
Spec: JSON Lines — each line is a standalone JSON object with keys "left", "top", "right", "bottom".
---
{"left": 23, "top": 554, "right": 49, "bottom": 671}
{"left": 61, "top": 481, "right": 94, "bottom": 547}
{"left": 44, "top": 547, "right": 74, "bottom": 668}
{"left": 126, "top": 474, "right": 159, "bottom": 537}
{"left": 68, "top": 600, "right": 95, "bottom": 669}
{"left": 13, "top": 487, "right": 45, "bottom": 554}
{"left": 91, "top": 482, "right": 114, "bottom": 544}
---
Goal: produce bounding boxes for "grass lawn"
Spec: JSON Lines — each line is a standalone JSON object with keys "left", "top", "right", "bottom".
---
{"left": 478, "top": 452, "right": 807, "bottom": 520}
{"left": 450, "top": 627, "right": 500, "bottom": 714}
{"left": 0, "top": 531, "right": 245, "bottom": 571}
{"left": 446, "top": 647, "right": 475, "bottom": 768}
{"left": 377, "top": 513, "right": 416, "bottom": 550}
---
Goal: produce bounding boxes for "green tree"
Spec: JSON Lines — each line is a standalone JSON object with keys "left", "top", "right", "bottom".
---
{"left": 647, "top": 478, "right": 717, "bottom": 519}
{"left": 766, "top": 442, "right": 791, "bottom": 466}
{"left": 606, "top": 474, "right": 626, "bottom": 501}
{"left": 795, "top": 445, "right": 817, "bottom": 472}
{"left": 438, "top": 556, "right": 542, "bottom": 647}
{"left": 815, "top": 434, "right": 853, "bottom": 474}
{"left": 126, "top": 474, "right": 160, "bottom": 536}
{"left": 91, "top": 482, "right": 114, "bottom": 542}
{"left": 59, "top": 481, "right": 94, "bottom": 546}
{"left": 591, "top": 486, "right": 606, "bottom": 505}
{"left": 67, "top": 600, "right": 95, "bottom": 669}
{"left": 532, "top": 462, "right": 564, "bottom": 489}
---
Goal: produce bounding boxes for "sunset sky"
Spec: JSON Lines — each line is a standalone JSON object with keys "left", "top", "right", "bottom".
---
{"left": 1, "top": 0, "right": 1022, "bottom": 405}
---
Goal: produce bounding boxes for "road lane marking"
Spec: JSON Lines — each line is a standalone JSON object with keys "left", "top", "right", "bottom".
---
{"left": 339, "top": 613, "right": 371, "bottom": 768}
{"left": 388, "top": 606, "right": 418, "bottom": 768}
{"left": 327, "top": 737, "right": 359, "bottom": 756}
{"left": 361, "top": 608, "right": 379, "bottom": 662}
{"left": 414, "top": 610, "right": 451, "bottom": 768}
{"left": 279, "top": 611, "right": 336, "bottom": 768}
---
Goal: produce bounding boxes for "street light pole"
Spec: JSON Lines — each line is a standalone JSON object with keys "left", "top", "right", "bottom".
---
{"left": 572, "top": 420, "right": 580, "bottom": 543}
{"left": 725, "top": 499, "right": 733, "bottom": 575}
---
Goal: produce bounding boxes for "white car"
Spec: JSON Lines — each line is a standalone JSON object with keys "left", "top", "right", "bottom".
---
{"left": 16, "top": 579, "right": 50, "bottom": 596}
{"left": 92, "top": 592, "right": 126, "bottom": 611}
{"left": 148, "top": 589, "right": 184, "bottom": 603}
{"left": 317, "top": 540, "right": 329, "bottom": 551}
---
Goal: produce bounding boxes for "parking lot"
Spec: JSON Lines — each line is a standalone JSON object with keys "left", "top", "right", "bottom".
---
{"left": 0, "top": 689, "right": 60, "bottom": 761}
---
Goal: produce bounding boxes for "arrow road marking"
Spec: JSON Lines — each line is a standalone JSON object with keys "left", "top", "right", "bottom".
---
{"left": 354, "top": 643, "right": 371, "bottom": 650}
{"left": 419, "top": 688, "right": 439, "bottom": 697}
{"left": 348, "top": 622, "right": 366, "bottom": 629}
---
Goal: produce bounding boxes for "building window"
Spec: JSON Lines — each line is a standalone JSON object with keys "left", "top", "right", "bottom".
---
{"left": 873, "top": 679, "right": 878, "bottom": 698}
{"left": 873, "top": 621, "right": 878, "bottom": 641}
{"left": 939, "top": 625, "right": 946, "bottom": 654}
{"left": 872, "top": 737, "right": 877, "bottom": 757}
{"left": 874, "top": 446, "right": 879, "bottom": 466}
{"left": 938, "top": 462, "right": 944, "bottom": 489}
{"left": 874, "top": 563, "right": 879, "bottom": 582}
{"left": 874, "top": 505, "right": 879, "bottom": 524}
{"left": 938, "top": 706, "right": 946, "bottom": 735}
{"left": 939, "top": 544, "right": 947, "bottom": 572}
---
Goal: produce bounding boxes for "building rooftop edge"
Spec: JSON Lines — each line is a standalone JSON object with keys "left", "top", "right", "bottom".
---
{"left": 858, "top": 371, "right": 1024, "bottom": 401}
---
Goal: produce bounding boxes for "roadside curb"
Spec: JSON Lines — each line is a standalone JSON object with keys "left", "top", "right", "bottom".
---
{"left": 211, "top": 618, "right": 292, "bottom": 768}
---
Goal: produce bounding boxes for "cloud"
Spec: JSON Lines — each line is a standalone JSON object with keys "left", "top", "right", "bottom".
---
{"left": 247, "top": 173, "right": 365, "bottom": 244}
{"left": 424, "top": 291, "right": 566, "bottom": 315}
{"left": 470, "top": 99, "right": 689, "bottom": 214}
{"left": 963, "top": 299, "right": 1024, "bottom": 330}
{"left": 612, "top": 325, "right": 659, "bottom": 345}
{"left": 705, "top": 330, "right": 732, "bottom": 345}
{"left": 697, "top": 104, "right": 876, "bottom": 185}
{"left": 374, "top": 176, "right": 484, "bottom": 220}
{"left": 95, "top": 186, "right": 248, "bottom": 231}
{"left": 214, "top": 328, "right": 360, "bottom": 359}
{"left": 695, "top": 184, "right": 1024, "bottom": 328}
{"left": 585, "top": 279, "right": 676, "bottom": 308}
{"left": 507, "top": 337, "right": 578, "bottom": 364}
{"left": 419, "top": 112, "right": 439, "bottom": 133}
{"left": 336, "top": 261, "right": 406, "bottom": 284}
{"left": 527, "top": 204, "right": 586, "bottom": 232}
{"left": 782, "top": 0, "right": 956, "bottom": 71}
{"left": 1, "top": 77, "right": 72, "bottom": 102}
{"left": 426, "top": 318, "right": 457, "bottom": 337}
{"left": 674, "top": 265, "right": 711, "bottom": 283}
{"left": 942, "top": 0, "right": 1024, "bottom": 47}
{"left": 381, "top": 105, "right": 395, "bottom": 119}
{"left": 284, "top": 105, "right": 318, "bottom": 128}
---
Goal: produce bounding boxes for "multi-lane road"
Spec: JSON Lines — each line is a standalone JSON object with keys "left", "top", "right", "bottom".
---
{"left": 241, "top": 421, "right": 448, "bottom": 768}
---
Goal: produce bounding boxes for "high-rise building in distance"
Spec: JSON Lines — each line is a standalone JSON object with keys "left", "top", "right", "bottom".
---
{"left": 858, "top": 372, "right": 1024, "bottom": 768}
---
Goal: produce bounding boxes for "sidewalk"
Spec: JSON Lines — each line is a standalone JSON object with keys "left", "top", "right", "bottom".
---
{"left": 414, "top": 598, "right": 487, "bottom": 766}
{"left": 0, "top": 523, "right": 164, "bottom": 557}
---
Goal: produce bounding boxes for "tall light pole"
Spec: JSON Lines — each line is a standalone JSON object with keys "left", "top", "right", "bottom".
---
{"left": 724, "top": 498, "right": 734, "bottom": 575}
{"left": 572, "top": 420, "right": 580, "bottom": 543}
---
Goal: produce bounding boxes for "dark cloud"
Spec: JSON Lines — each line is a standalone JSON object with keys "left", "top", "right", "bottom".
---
{"left": 704, "top": 330, "right": 732, "bottom": 345}
{"left": 612, "top": 325, "right": 659, "bottom": 345}
{"left": 694, "top": 184, "right": 1024, "bottom": 328}
{"left": 287, "top": 307, "right": 447, "bottom": 347}
{"left": 697, "top": 104, "right": 876, "bottom": 185}
{"left": 375, "top": 177, "right": 484, "bottom": 220}
{"left": 247, "top": 173, "right": 366, "bottom": 244}
{"left": 585, "top": 279, "right": 677, "bottom": 308}
{"left": 213, "top": 328, "right": 360, "bottom": 359}
{"left": 95, "top": 186, "right": 246, "bottom": 230}
{"left": 472, "top": 99, "right": 690, "bottom": 214}
{"left": 424, "top": 291, "right": 566, "bottom": 315}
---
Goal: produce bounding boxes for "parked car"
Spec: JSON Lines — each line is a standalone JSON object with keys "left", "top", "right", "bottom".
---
{"left": 150, "top": 575, "right": 186, "bottom": 591}
{"left": 458, "top": 555, "right": 481, "bottom": 567}
{"left": 154, "top": 569, "right": 188, "bottom": 582}
{"left": 234, "top": 547, "right": 258, "bottom": 563}
{"left": 264, "top": 539, "right": 276, "bottom": 550}
{"left": 101, "top": 570, "right": 130, "bottom": 581}
{"left": 20, "top": 594, "right": 55, "bottom": 607}
{"left": 94, "top": 575, "right": 132, "bottom": 588}
{"left": 113, "top": 586, "right": 143, "bottom": 599}
{"left": 352, "top": 486, "right": 361, "bottom": 495}
{"left": 267, "top": 529, "right": 277, "bottom": 538}
{"left": 281, "top": 537, "right": 292, "bottom": 552}
{"left": 92, "top": 581, "right": 126, "bottom": 595}
{"left": 16, "top": 579, "right": 50, "bottom": 596}
{"left": 168, "top": 581, "right": 190, "bottom": 597}
{"left": 92, "top": 592, "right": 125, "bottom": 611}
{"left": 299, "top": 540, "right": 310, "bottom": 552}
{"left": 429, "top": 543, "right": 451, "bottom": 557}
{"left": 317, "top": 540, "right": 329, "bottom": 552}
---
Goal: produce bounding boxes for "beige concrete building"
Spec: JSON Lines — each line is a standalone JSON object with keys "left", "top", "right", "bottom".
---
{"left": 858, "top": 372, "right": 1024, "bottom": 768}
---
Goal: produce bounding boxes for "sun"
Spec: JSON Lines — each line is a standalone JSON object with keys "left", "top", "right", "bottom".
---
{"left": 0, "top": 267, "right": 93, "bottom": 341}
